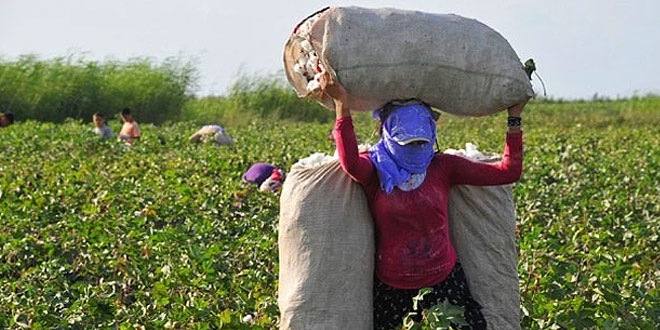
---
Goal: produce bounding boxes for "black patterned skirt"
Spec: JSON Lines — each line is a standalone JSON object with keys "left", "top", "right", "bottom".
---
{"left": 373, "top": 263, "right": 487, "bottom": 330}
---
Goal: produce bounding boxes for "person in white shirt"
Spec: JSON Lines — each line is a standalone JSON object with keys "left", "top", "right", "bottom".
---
{"left": 92, "top": 113, "right": 113, "bottom": 139}
{"left": 189, "top": 125, "right": 234, "bottom": 146}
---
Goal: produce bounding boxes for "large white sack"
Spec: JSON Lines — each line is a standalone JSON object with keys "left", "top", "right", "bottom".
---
{"left": 284, "top": 7, "right": 533, "bottom": 116}
{"left": 447, "top": 148, "right": 520, "bottom": 330}
{"left": 278, "top": 155, "right": 375, "bottom": 330}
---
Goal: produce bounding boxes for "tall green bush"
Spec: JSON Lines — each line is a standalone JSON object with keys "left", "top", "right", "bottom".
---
{"left": 183, "top": 73, "right": 332, "bottom": 125}
{"left": 0, "top": 55, "right": 197, "bottom": 124}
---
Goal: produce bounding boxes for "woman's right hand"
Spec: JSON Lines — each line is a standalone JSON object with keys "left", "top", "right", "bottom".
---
{"left": 323, "top": 73, "right": 348, "bottom": 104}
{"left": 322, "top": 73, "right": 351, "bottom": 119}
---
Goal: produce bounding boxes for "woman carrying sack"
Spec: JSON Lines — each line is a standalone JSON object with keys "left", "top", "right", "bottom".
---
{"left": 324, "top": 78, "right": 525, "bottom": 330}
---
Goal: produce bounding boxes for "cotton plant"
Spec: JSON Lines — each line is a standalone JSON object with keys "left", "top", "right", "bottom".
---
{"left": 399, "top": 288, "right": 468, "bottom": 330}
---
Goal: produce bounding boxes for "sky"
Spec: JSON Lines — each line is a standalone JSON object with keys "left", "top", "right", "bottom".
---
{"left": 1, "top": 0, "right": 659, "bottom": 99}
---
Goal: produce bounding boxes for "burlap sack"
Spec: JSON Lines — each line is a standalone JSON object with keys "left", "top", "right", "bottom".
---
{"left": 284, "top": 7, "right": 533, "bottom": 116}
{"left": 448, "top": 155, "right": 520, "bottom": 330}
{"left": 278, "top": 158, "right": 374, "bottom": 330}
{"left": 278, "top": 152, "right": 519, "bottom": 329}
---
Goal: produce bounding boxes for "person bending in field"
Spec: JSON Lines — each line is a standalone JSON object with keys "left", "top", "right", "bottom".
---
{"left": 118, "top": 107, "right": 140, "bottom": 145}
{"left": 92, "top": 112, "right": 114, "bottom": 139}
{"left": 189, "top": 124, "right": 234, "bottom": 146}
{"left": 242, "top": 162, "right": 285, "bottom": 193}
{"left": 324, "top": 79, "right": 525, "bottom": 330}
{"left": 0, "top": 112, "right": 15, "bottom": 128}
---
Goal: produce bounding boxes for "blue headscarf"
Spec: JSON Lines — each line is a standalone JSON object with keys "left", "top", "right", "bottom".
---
{"left": 368, "top": 104, "right": 436, "bottom": 194}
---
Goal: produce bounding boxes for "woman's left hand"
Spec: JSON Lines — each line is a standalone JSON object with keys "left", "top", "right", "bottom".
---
{"left": 507, "top": 102, "right": 526, "bottom": 133}
{"left": 507, "top": 102, "right": 526, "bottom": 117}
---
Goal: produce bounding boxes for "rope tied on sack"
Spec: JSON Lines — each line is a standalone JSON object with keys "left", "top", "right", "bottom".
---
{"left": 524, "top": 58, "right": 547, "bottom": 97}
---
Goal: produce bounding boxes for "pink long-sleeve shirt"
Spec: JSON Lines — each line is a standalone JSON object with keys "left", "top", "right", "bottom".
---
{"left": 334, "top": 116, "right": 523, "bottom": 289}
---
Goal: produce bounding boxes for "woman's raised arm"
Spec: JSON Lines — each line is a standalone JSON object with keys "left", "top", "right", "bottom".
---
{"left": 446, "top": 102, "right": 526, "bottom": 186}
{"left": 324, "top": 79, "right": 374, "bottom": 184}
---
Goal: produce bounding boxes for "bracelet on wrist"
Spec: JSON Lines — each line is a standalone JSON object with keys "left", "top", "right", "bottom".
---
{"left": 507, "top": 116, "right": 522, "bottom": 127}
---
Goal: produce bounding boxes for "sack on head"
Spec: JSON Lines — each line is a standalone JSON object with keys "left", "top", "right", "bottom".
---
{"left": 284, "top": 7, "right": 534, "bottom": 116}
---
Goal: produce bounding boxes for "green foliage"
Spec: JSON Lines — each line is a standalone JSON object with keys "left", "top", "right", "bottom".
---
{"left": 0, "top": 54, "right": 331, "bottom": 125}
{"left": 0, "top": 55, "right": 197, "bottom": 124}
{"left": 0, "top": 98, "right": 659, "bottom": 328}
{"left": 401, "top": 288, "right": 468, "bottom": 330}
{"left": 182, "top": 73, "right": 332, "bottom": 126}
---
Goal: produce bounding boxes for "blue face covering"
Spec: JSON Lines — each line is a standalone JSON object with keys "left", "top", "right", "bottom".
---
{"left": 368, "top": 104, "right": 436, "bottom": 194}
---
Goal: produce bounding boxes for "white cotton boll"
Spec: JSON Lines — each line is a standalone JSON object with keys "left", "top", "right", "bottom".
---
{"left": 445, "top": 143, "right": 494, "bottom": 161}
{"left": 300, "top": 39, "right": 313, "bottom": 52}
{"left": 358, "top": 143, "right": 372, "bottom": 153}
{"left": 307, "top": 58, "right": 317, "bottom": 71}
{"left": 293, "top": 152, "right": 337, "bottom": 168}
{"left": 307, "top": 66, "right": 316, "bottom": 76}
{"left": 465, "top": 146, "right": 479, "bottom": 159}
{"left": 297, "top": 54, "right": 308, "bottom": 66}
{"left": 259, "top": 178, "right": 271, "bottom": 192}
{"left": 307, "top": 79, "right": 321, "bottom": 91}
{"left": 465, "top": 143, "right": 487, "bottom": 160}
{"left": 308, "top": 52, "right": 317, "bottom": 62}
{"left": 305, "top": 64, "right": 317, "bottom": 79}
{"left": 444, "top": 148, "right": 464, "bottom": 156}
{"left": 242, "top": 314, "right": 253, "bottom": 323}
{"left": 293, "top": 63, "right": 304, "bottom": 75}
